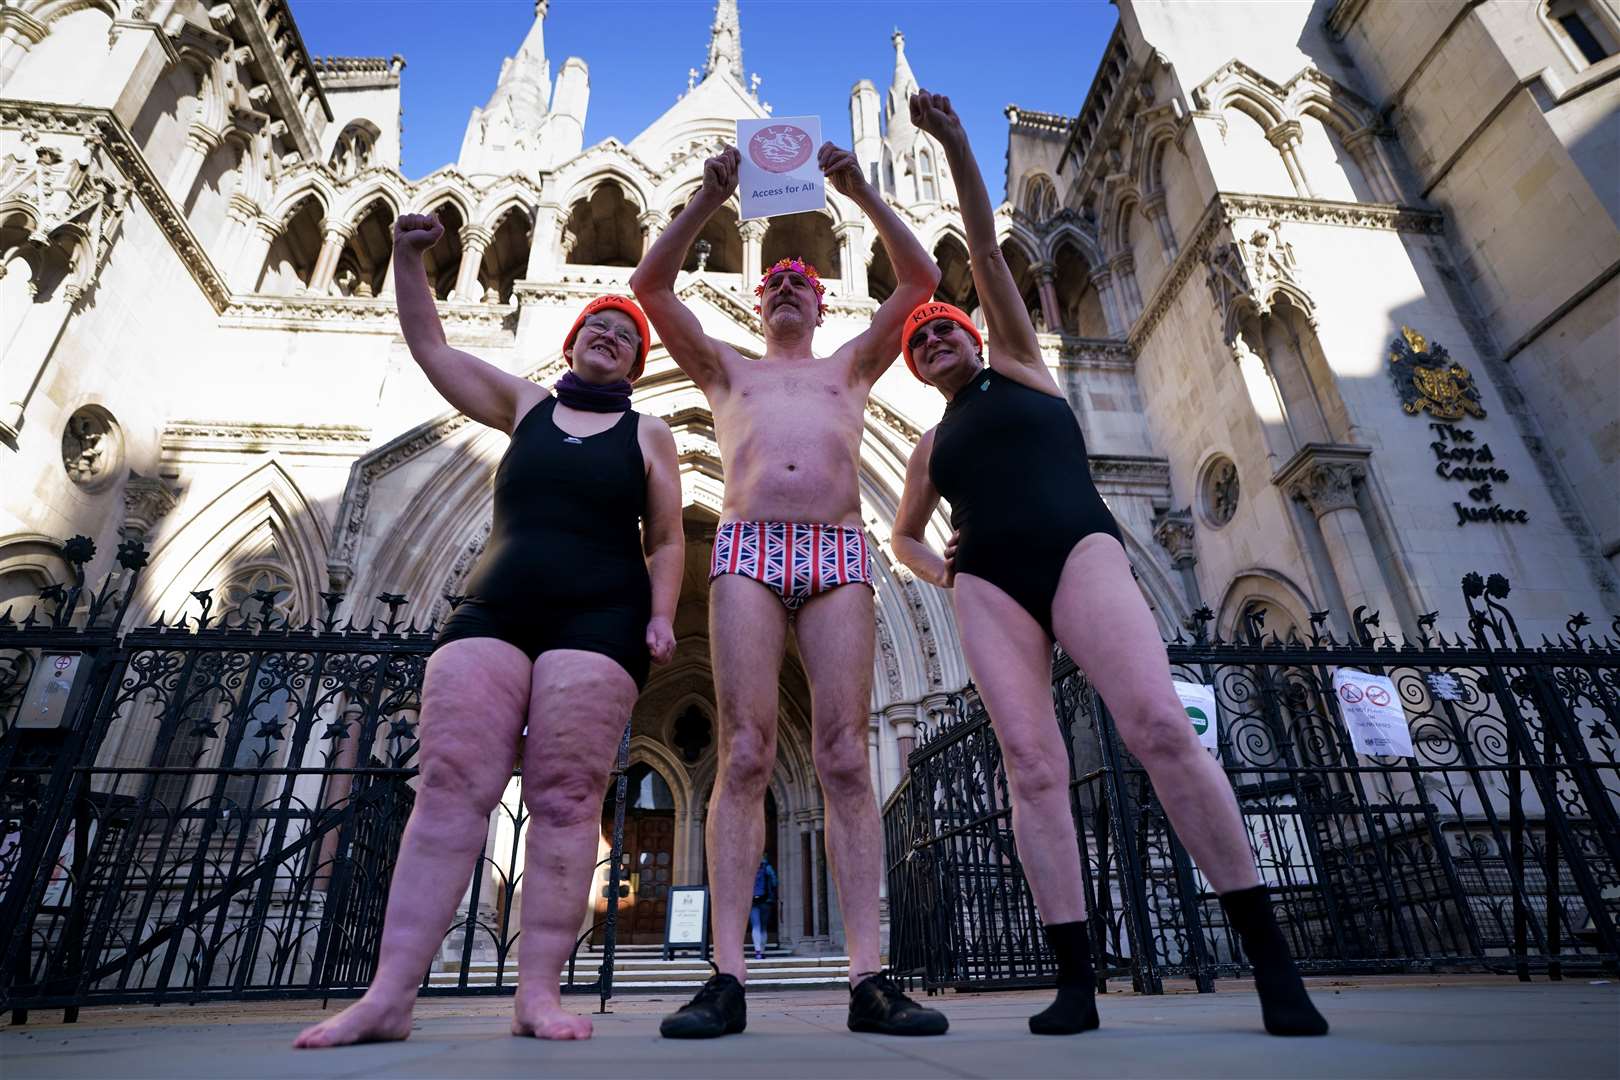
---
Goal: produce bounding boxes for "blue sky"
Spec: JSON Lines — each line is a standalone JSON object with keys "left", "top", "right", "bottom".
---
{"left": 289, "top": 0, "right": 1118, "bottom": 203}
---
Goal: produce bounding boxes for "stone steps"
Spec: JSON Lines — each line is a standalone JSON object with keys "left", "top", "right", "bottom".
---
{"left": 428, "top": 946, "right": 852, "bottom": 990}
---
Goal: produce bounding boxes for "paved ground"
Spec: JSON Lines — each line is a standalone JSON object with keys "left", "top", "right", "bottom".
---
{"left": 2, "top": 977, "right": 1616, "bottom": 1079}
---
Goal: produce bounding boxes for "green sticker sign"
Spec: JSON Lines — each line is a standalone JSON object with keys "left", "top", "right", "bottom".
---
{"left": 1172, "top": 681, "right": 1219, "bottom": 750}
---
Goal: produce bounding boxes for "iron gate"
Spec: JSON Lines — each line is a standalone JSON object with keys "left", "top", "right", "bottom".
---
{"left": 884, "top": 573, "right": 1620, "bottom": 993}
{"left": 0, "top": 538, "right": 631, "bottom": 1018}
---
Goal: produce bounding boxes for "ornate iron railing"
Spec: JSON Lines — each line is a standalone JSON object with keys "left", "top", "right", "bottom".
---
{"left": 0, "top": 538, "right": 630, "bottom": 1020}
{"left": 884, "top": 576, "right": 1620, "bottom": 994}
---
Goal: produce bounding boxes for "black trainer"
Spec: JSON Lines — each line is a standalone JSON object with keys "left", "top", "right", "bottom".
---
{"left": 847, "top": 971, "right": 949, "bottom": 1036}
{"left": 659, "top": 971, "right": 747, "bottom": 1039}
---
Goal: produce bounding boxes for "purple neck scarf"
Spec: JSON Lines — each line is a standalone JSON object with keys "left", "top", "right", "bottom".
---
{"left": 554, "top": 370, "right": 633, "bottom": 412}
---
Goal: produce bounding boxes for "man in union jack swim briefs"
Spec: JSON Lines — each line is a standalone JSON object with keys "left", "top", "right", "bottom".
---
{"left": 632, "top": 142, "right": 947, "bottom": 1038}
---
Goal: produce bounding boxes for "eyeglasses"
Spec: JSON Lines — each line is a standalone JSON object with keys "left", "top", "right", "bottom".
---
{"left": 582, "top": 316, "right": 639, "bottom": 351}
{"left": 907, "top": 319, "right": 958, "bottom": 355}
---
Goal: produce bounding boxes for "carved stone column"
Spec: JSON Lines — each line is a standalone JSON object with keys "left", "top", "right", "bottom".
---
{"left": 1033, "top": 261, "right": 1062, "bottom": 332}
{"left": 833, "top": 220, "right": 867, "bottom": 296}
{"left": 0, "top": 285, "right": 73, "bottom": 445}
{"left": 526, "top": 201, "right": 563, "bottom": 279}
{"left": 740, "top": 219, "right": 766, "bottom": 291}
{"left": 638, "top": 209, "right": 668, "bottom": 257}
{"left": 1265, "top": 120, "right": 1315, "bottom": 199}
{"left": 1152, "top": 506, "right": 1202, "bottom": 608}
{"left": 306, "top": 223, "right": 352, "bottom": 294}
{"left": 1142, "top": 191, "right": 1179, "bottom": 259}
{"left": 1109, "top": 252, "right": 1142, "bottom": 326}
{"left": 1091, "top": 267, "right": 1126, "bottom": 339}
{"left": 1344, "top": 129, "right": 1398, "bottom": 202}
{"left": 452, "top": 224, "right": 493, "bottom": 301}
{"left": 167, "top": 122, "right": 222, "bottom": 204}
{"left": 0, "top": 8, "right": 48, "bottom": 85}
{"left": 230, "top": 216, "right": 278, "bottom": 292}
{"left": 867, "top": 717, "right": 883, "bottom": 796}
{"left": 1276, "top": 446, "right": 1397, "bottom": 636}
{"left": 122, "top": 472, "right": 179, "bottom": 543}
{"left": 883, "top": 701, "right": 920, "bottom": 770}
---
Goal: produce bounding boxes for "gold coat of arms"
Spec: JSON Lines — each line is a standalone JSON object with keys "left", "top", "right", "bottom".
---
{"left": 1388, "top": 326, "right": 1485, "bottom": 421}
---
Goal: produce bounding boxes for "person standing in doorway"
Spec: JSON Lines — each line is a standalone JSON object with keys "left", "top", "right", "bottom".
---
{"left": 750, "top": 854, "right": 778, "bottom": 961}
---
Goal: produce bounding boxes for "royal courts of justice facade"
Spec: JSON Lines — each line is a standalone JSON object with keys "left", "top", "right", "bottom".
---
{"left": 1, "top": 0, "right": 1616, "bottom": 951}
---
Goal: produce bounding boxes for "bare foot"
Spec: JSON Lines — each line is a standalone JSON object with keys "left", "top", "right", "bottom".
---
{"left": 512, "top": 998, "right": 593, "bottom": 1040}
{"left": 294, "top": 996, "right": 414, "bottom": 1048}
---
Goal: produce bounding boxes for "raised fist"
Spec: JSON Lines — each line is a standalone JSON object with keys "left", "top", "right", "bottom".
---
{"left": 817, "top": 142, "right": 866, "bottom": 199}
{"left": 393, "top": 213, "right": 444, "bottom": 253}
{"left": 910, "top": 90, "right": 964, "bottom": 148}
{"left": 702, "top": 145, "right": 740, "bottom": 200}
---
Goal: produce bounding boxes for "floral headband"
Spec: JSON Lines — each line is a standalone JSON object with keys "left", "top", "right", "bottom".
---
{"left": 754, "top": 257, "right": 828, "bottom": 316}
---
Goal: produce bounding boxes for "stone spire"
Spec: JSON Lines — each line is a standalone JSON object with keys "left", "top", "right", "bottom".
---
{"left": 486, "top": 0, "right": 551, "bottom": 116}
{"left": 875, "top": 28, "right": 955, "bottom": 206}
{"left": 887, "top": 28, "right": 919, "bottom": 123}
{"left": 459, "top": 0, "right": 588, "bottom": 177}
{"left": 705, "top": 0, "right": 744, "bottom": 84}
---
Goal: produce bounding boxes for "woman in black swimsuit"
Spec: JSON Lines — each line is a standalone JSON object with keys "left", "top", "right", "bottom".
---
{"left": 297, "top": 216, "right": 683, "bottom": 1049}
{"left": 892, "top": 92, "right": 1326, "bottom": 1039}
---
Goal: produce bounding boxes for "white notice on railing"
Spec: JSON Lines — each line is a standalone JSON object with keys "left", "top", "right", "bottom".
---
{"left": 1332, "top": 668, "right": 1415, "bottom": 758}
{"left": 1172, "top": 680, "right": 1219, "bottom": 750}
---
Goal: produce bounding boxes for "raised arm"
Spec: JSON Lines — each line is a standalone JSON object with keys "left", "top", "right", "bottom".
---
{"left": 638, "top": 415, "right": 684, "bottom": 665}
{"left": 911, "top": 91, "right": 1053, "bottom": 390}
{"left": 820, "top": 143, "right": 941, "bottom": 384}
{"left": 890, "top": 429, "right": 959, "bottom": 589}
{"left": 393, "top": 215, "right": 539, "bottom": 433}
{"left": 628, "top": 147, "right": 740, "bottom": 393}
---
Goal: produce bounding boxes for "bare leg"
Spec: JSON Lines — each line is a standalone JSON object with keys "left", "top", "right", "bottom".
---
{"left": 512, "top": 650, "right": 638, "bottom": 1039}
{"left": 1048, "top": 535, "right": 1258, "bottom": 892}
{"left": 295, "top": 639, "right": 531, "bottom": 1048}
{"left": 1051, "top": 535, "right": 1325, "bottom": 1035}
{"left": 706, "top": 574, "right": 789, "bottom": 982}
{"left": 953, "top": 576, "right": 1088, "bottom": 923}
{"left": 793, "top": 584, "right": 882, "bottom": 982}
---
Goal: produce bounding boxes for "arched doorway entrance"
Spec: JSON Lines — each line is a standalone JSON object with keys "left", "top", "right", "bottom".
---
{"left": 594, "top": 762, "right": 676, "bottom": 945}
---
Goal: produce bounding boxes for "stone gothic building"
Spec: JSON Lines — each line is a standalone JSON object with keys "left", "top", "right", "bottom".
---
{"left": 1, "top": 0, "right": 1615, "bottom": 951}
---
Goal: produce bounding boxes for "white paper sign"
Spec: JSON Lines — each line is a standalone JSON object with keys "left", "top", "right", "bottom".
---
{"left": 1172, "top": 680, "right": 1220, "bottom": 750}
{"left": 665, "top": 886, "right": 707, "bottom": 946}
{"left": 1332, "top": 668, "right": 1415, "bottom": 757}
{"left": 737, "top": 116, "right": 825, "bottom": 220}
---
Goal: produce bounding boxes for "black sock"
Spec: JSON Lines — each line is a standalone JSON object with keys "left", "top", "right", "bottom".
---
{"left": 1029, "top": 921, "right": 1100, "bottom": 1035}
{"left": 1219, "top": 885, "right": 1329, "bottom": 1036}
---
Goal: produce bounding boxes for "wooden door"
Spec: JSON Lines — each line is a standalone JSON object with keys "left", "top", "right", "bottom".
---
{"left": 594, "top": 811, "right": 676, "bottom": 945}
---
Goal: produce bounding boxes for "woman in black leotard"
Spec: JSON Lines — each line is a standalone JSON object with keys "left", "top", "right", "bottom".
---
{"left": 891, "top": 92, "right": 1327, "bottom": 1040}
{"left": 297, "top": 217, "right": 683, "bottom": 1049}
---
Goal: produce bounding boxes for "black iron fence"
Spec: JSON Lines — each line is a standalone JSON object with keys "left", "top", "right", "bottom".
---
{"left": 884, "top": 574, "right": 1620, "bottom": 994}
{"left": 0, "top": 538, "right": 630, "bottom": 1020}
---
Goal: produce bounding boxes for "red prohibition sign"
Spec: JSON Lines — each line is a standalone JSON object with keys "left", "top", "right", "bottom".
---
{"left": 1338, "top": 683, "right": 1364, "bottom": 704}
{"left": 1367, "top": 685, "right": 1392, "bottom": 708}
{"left": 748, "top": 124, "right": 813, "bottom": 174}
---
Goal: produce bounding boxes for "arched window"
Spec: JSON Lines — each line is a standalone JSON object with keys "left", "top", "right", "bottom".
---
{"left": 562, "top": 180, "right": 642, "bottom": 267}
{"left": 917, "top": 149, "right": 937, "bottom": 202}
{"left": 762, "top": 212, "right": 840, "bottom": 280}
{"left": 1024, "top": 175, "right": 1058, "bottom": 221}
{"left": 478, "top": 207, "right": 533, "bottom": 303}
{"left": 1546, "top": 0, "right": 1617, "bottom": 65}
{"left": 329, "top": 121, "right": 380, "bottom": 178}
{"left": 932, "top": 234, "right": 976, "bottom": 314}
{"left": 258, "top": 196, "right": 324, "bottom": 293}
{"left": 333, "top": 198, "right": 395, "bottom": 298}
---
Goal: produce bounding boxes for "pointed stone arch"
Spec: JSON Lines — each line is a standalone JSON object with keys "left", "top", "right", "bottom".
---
{"left": 1216, "top": 568, "right": 1318, "bottom": 642}
{"left": 264, "top": 175, "right": 336, "bottom": 225}
{"left": 135, "top": 457, "right": 329, "bottom": 625}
